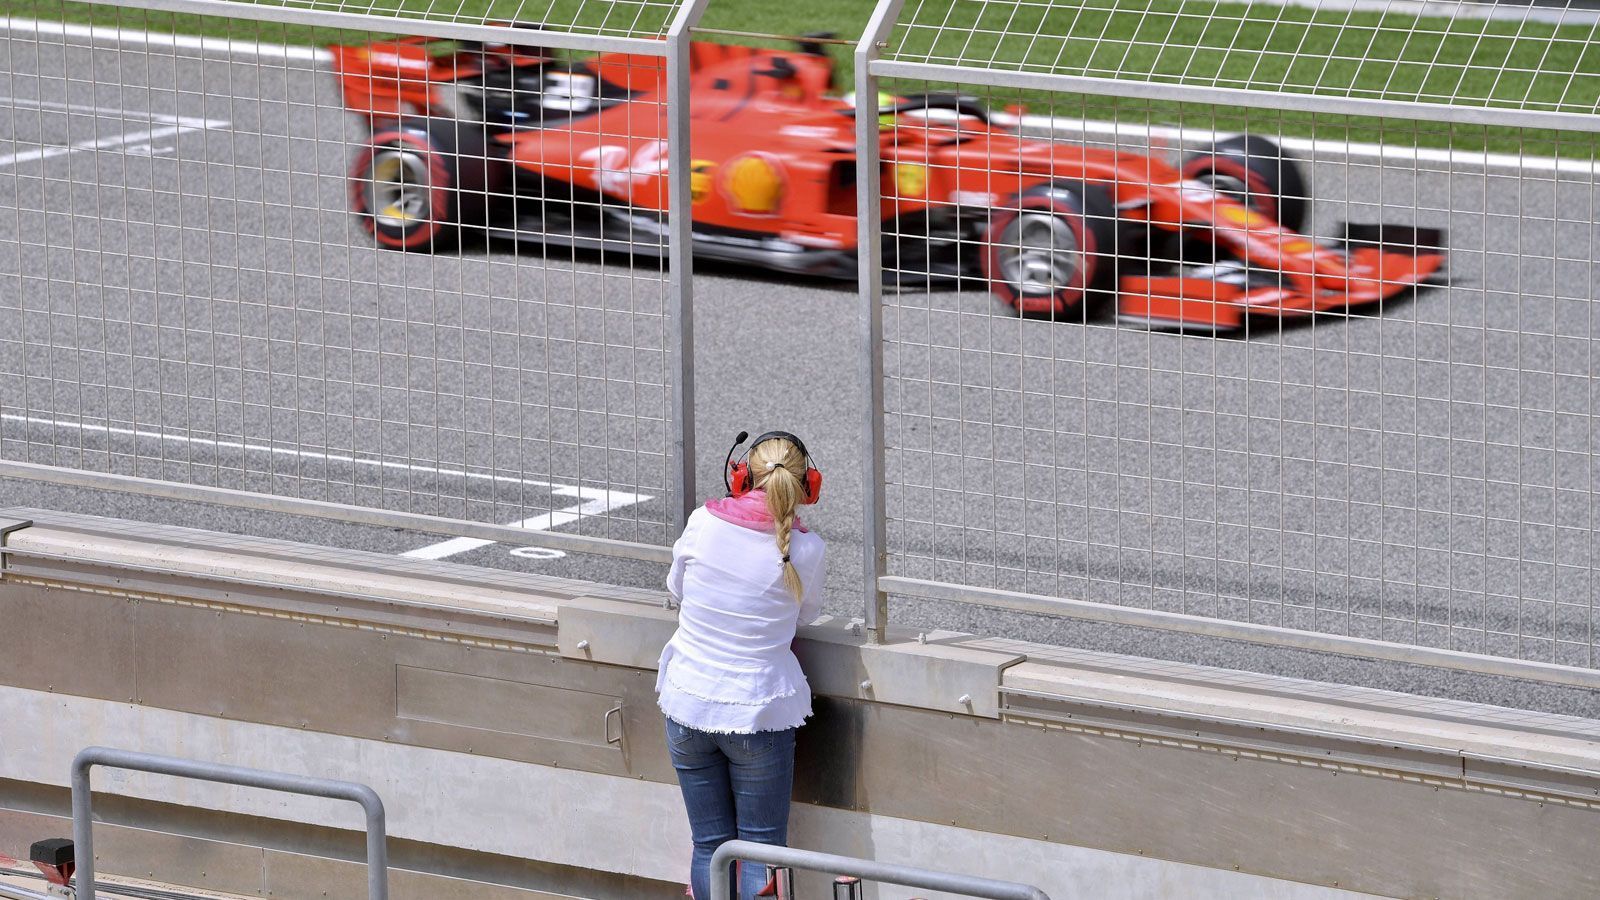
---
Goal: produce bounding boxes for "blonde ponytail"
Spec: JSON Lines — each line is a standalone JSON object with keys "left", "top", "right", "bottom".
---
{"left": 749, "top": 438, "right": 807, "bottom": 600}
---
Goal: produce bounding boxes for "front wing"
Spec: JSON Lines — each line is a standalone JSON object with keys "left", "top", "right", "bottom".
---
{"left": 1117, "top": 224, "right": 1447, "bottom": 332}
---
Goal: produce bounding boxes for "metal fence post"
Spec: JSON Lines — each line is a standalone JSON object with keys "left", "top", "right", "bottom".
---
{"left": 856, "top": 0, "right": 908, "bottom": 645}
{"left": 70, "top": 747, "right": 388, "bottom": 900}
{"left": 665, "top": 0, "right": 711, "bottom": 534}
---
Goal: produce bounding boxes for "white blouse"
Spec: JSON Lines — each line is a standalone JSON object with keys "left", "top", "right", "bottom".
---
{"left": 656, "top": 505, "right": 827, "bottom": 734}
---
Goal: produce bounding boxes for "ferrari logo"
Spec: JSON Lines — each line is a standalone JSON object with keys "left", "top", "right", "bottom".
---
{"left": 895, "top": 164, "right": 928, "bottom": 198}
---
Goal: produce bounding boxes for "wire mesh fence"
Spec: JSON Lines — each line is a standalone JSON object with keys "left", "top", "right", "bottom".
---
{"left": 861, "top": 0, "right": 1600, "bottom": 673}
{"left": 887, "top": 0, "right": 1600, "bottom": 114}
{"left": 0, "top": 0, "right": 701, "bottom": 558}
{"left": 213, "top": 0, "right": 687, "bottom": 38}
{"left": 4, "top": 0, "right": 1600, "bottom": 678}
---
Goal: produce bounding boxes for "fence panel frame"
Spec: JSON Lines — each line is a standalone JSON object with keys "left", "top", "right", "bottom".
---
{"left": 855, "top": 0, "right": 1600, "bottom": 686}
{"left": 0, "top": 0, "right": 709, "bottom": 557}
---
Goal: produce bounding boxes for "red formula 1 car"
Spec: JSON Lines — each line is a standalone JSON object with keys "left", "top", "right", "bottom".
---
{"left": 331, "top": 34, "right": 1445, "bottom": 332}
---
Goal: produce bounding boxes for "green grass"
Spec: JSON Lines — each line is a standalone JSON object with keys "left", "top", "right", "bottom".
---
{"left": 3, "top": 0, "right": 1596, "bottom": 156}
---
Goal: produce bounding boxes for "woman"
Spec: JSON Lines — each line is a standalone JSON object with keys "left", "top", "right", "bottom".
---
{"left": 657, "top": 431, "right": 827, "bottom": 900}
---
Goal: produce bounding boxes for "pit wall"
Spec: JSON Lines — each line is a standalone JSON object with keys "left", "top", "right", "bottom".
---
{"left": 2, "top": 508, "right": 1598, "bottom": 899}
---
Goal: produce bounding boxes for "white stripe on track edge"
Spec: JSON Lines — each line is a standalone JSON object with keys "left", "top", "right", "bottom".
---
{"left": 1, "top": 15, "right": 333, "bottom": 62}
{"left": 1242, "top": 0, "right": 1600, "bottom": 25}
{"left": 1, "top": 17, "right": 1587, "bottom": 173}
{"left": 1006, "top": 114, "right": 1600, "bottom": 177}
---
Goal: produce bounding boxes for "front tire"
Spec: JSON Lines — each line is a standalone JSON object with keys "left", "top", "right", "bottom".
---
{"left": 1181, "top": 134, "right": 1308, "bottom": 233}
{"left": 982, "top": 180, "right": 1118, "bottom": 319}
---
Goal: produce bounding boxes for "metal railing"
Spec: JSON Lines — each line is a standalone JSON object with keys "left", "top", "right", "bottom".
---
{"left": 853, "top": 0, "right": 1600, "bottom": 688}
{"left": 71, "top": 746, "right": 388, "bottom": 900}
{"left": 709, "top": 840, "right": 1050, "bottom": 900}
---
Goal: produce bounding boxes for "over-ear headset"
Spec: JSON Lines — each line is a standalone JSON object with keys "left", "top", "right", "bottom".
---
{"left": 724, "top": 430, "right": 823, "bottom": 504}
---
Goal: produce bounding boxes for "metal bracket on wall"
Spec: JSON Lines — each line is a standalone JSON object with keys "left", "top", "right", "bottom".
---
{"left": 794, "top": 617, "right": 1026, "bottom": 719}
{"left": 0, "top": 518, "right": 33, "bottom": 574}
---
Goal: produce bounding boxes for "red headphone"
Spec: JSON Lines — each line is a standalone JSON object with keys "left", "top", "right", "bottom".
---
{"left": 724, "top": 430, "right": 823, "bottom": 504}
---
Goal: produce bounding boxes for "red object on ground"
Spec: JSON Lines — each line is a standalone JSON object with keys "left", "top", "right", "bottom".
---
{"left": 29, "top": 838, "right": 75, "bottom": 886}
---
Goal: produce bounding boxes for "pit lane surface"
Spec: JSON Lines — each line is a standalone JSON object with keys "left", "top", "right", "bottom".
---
{"left": 3, "top": 31, "right": 1599, "bottom": 717}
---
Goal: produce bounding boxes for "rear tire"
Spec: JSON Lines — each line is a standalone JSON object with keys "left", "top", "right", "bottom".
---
{"left": 1181, "top": 134, "right": 1308, "bottom": 233}
{"left": 350, "top": 119, "right": 505, "bottom": 250}
{"left": 982, "top": 180, "right": 1118, "bottom": 320}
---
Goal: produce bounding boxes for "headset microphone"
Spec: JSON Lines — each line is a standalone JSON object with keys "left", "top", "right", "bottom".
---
{"left": 723, "top": 431, "right": 749, "bottom": 495}
{"left": 724, "top": 429, "right": 824, "bottom": 504}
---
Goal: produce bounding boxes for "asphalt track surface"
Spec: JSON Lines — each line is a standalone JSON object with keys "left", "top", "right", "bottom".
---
{"left": 3, "top": 32, "right": 1600, "bottom": 717}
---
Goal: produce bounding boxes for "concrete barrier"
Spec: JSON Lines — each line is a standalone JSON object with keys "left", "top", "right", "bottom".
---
{"left": 2, "top": 507, "right": 1598, "bottom": 898}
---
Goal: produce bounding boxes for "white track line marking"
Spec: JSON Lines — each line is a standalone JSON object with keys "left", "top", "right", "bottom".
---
{"left": 0, "top": 124, "right": 209, "bottom": 168}
{"left": 0, "top": 95, "right": 230, "bottom": 169}
{"left": 2, "top": 413, "right": 573, "bottom": 491}
{"left": 401, "top": 490, "right": 652, "bottom": 560}
{"left": 5, "top": 412, "right": 658, "bottom": 561}
{"left": 0, "top": 16, "right": 333, "bottom": 62}
{"left": 0, "top": 95, "right": 220, "bottom": 128}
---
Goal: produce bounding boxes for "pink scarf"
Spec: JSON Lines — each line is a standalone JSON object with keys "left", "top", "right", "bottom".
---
{"left": 704, "top": 490, "right": 809, "bottom": 533}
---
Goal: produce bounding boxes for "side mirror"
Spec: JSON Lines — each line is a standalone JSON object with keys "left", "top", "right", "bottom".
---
{"left": 755, "top": 57, "right": 799, "bottom": 81}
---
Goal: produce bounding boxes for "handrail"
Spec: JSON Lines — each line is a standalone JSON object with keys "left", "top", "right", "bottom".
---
{"left": 709, "top": 840, "right": 1051, "bottom": 900}
{"left": 71, "top": 747, "right": 388, "bottom": 900}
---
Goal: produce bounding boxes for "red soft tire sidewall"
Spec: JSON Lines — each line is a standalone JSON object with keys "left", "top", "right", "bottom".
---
{"left": 350, "top": 131, "right": 453, "bottom": 249}
{"left": 1181, "top": 155, "right": 1280, "bottom": 226}
{"left": 983, "top": 192, "right": 1097, "bottom": 316}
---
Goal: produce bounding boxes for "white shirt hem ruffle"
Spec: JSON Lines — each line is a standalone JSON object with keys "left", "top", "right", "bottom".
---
{"left": 657, "top": 694, "right": 813, "bottom": 735}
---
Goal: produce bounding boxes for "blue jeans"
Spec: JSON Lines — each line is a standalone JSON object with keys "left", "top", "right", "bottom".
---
{"left": 665, "top": 717, "right": 798, "bottom": 900}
